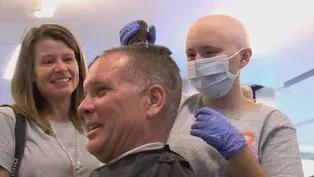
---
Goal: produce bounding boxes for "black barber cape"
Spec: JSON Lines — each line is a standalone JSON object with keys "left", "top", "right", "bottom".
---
{"left": 90, "top": 145, "right": 195, "bottom": 177}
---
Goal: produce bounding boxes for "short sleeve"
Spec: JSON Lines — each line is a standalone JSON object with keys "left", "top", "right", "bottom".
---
{"left": 0, "top": 107, "right": 16, "bottom": 173}
{"left": 260, "top": 110, "right": 304, "bottom": 177}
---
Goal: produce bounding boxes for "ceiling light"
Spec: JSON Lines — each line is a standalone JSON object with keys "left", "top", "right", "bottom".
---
{"left": 33, "top": 0, "right": 63, "bottom": 18}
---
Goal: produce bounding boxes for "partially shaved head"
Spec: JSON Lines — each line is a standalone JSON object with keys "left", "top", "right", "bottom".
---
{"left": 185, "top": 15, "right": 252, "bottom": 74}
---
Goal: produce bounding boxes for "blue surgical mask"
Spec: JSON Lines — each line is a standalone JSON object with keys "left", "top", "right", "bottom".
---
{"left": 186, "top": 48, "right": 243, "bottom": 99}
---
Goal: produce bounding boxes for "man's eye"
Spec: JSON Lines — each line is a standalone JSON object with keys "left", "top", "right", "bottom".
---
{"left": 96, "top": 87, "right": 108, "bottom": 96}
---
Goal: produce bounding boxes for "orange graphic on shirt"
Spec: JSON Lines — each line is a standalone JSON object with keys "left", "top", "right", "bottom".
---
{"left": 242, "top": 132, "right": 255, "bottom": 146}
{"left": 242, "top": 132, "right": 258, "bottom": 158}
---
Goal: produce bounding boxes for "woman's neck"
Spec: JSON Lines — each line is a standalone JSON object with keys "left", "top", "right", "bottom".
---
{"left": 45, "top": 96, "right": 72, "bottom": 122}
{"left": 203, "top": 79, "right": 257, "bottom": 112}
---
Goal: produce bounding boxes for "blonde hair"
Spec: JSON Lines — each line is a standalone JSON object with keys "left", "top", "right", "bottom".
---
{"left": 11, "top": 24, "right": 87, "bottom": 135}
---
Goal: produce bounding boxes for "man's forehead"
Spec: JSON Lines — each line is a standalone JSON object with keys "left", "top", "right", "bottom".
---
{"left": 90, "top": 53, "right": 129, "bottom": 71}
{"left": 84, "top": 73, "right": 114, "bottom": 88}
{"left": 85, "top": 53, "right": 129, "bottom": 87}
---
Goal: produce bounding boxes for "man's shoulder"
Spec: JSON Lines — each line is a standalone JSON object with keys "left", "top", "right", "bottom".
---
{"left": 151, "top": 145, "right": 195, "bottom": 177}
{"left": 90, "top": 146, "right": 195, "bottom": 177}
{"left": 159, "top": 145, "right": 193, "bottom": 171}
{"left": 160, "top": 145, "right": 193, "bottom": 168}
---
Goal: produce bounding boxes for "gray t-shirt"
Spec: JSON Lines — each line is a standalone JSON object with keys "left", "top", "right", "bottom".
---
{"left": 167, "top": 93, "right": 304, "bottom": 177}
{"left": 0, "top": 106, "right": 100, "bottom": 177}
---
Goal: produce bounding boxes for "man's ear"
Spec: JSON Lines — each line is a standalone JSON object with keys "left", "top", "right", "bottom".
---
{"left": 239, "top": 47, "right": 252, "bottom": 68}
{"left": 145, "top": 84, "right": 166, "bottom": 119}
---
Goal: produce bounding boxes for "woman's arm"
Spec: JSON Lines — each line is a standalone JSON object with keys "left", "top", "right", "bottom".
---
{"left": 228, "top": 145, "right": 268, "bottom": 177}
{"left": 0, "top": 167, "right": 9, "bottom": 177}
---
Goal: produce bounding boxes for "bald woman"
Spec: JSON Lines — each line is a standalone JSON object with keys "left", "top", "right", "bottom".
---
{"left": 119, "top": 15, "right": 303, "bottom": 177}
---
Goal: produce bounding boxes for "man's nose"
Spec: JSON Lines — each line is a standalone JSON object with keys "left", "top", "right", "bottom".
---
{"left": 78, "top": 98, "right": 96, "bottom": 117}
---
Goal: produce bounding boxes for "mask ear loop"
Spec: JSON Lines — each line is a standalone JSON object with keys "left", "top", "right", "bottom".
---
{"left": 188, "top": 79, "right": 193, "bottom": 95}
{"left": 228, "top": 47, "right": 245, "bottom": 60}
{"left": 187, "top": 78, "right": 199, "bottom": 95}
{"left": 226, "top": 47, "right": 245, "bottom": 78}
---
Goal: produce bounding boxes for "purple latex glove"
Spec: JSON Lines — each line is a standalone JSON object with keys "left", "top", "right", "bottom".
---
{"left": 190, "top": 107, "right": 247, "bottom": 159}
{"left": 119, "top": 21, "right": 156, "bottom": 45}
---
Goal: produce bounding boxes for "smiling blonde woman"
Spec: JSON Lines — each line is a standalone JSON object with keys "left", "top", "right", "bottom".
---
{"left": 0, "top": 24, "right": 99, "bottom": 177}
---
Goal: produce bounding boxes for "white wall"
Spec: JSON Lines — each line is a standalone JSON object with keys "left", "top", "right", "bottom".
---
{"left": 255, "top": 87, "right": 276, "bottom": 107}
{"left": 0, "top": 79, "right": 12, "bottom": 104}
{"left": 302, "top": 160, "right": 314, "bottom": 177}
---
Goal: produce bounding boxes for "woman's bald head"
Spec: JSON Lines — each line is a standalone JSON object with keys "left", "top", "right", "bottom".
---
{"left": 185, "top": 15, "right": 252, "bottom": 74}
{"left": 186, "top": 15, "right": 250, "bottom": 50}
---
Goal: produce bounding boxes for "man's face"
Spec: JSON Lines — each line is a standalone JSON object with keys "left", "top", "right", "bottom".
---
{"left": 78, "top": 53, "right": 148, "bottom": 162}
{"left": 185, "top": 21, "right": 243, "bottom": 75}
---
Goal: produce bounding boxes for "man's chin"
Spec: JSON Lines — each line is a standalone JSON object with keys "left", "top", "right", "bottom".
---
{"left": 87, "top": 141, "right": 100, "bottom": 155}
{"left": 87, "top": 141, "right": 112, "bottom": 163}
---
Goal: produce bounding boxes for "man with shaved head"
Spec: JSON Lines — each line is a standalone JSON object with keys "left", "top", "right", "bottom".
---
{"left": 241, "top": 85, "right": 255, "bottom": 102}
{"left": 119, "top": 15, "right": 303, "bottom": 177}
